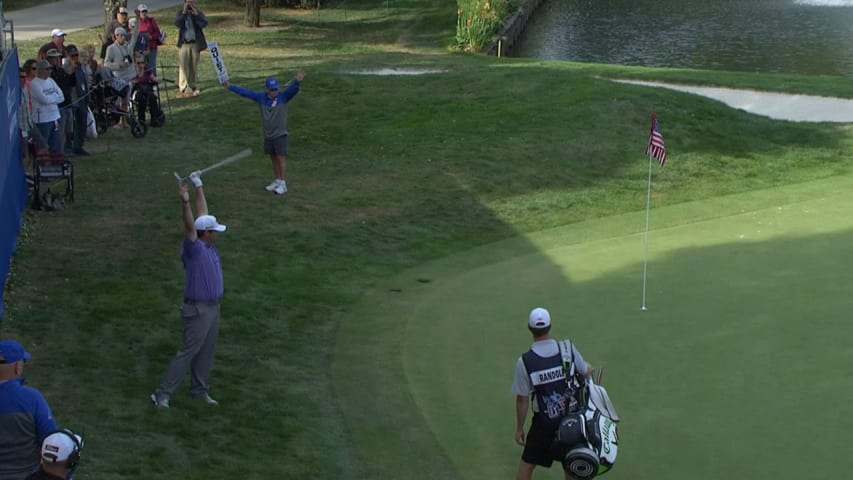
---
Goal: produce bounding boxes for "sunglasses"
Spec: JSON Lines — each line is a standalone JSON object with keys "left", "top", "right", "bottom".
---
{"left": 30, "top": 67, "right": 37, "bottom": 71}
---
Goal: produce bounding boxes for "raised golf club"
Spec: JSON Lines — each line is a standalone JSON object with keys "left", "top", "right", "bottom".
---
{"left": 173, "top": 148, "right": 252, "bottom": 182}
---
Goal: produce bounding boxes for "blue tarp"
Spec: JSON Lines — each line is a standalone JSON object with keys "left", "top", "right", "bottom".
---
{"left": 0, "top": 48, "right": 28, "bottom": 320}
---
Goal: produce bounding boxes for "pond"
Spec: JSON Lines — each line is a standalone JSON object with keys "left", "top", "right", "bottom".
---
{"left": 511, "top": 0, "right": 853, "bottom": 76}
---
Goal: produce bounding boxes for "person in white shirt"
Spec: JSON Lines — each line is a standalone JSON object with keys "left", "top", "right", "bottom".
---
{"left": 104, "top": 27, "right": 135, "bottom": 82}
{"left": 28, "top": 60, "right": 64, "bottom": 154}
{"left": 104, "top": 27, "right": 135, "bottom": 127}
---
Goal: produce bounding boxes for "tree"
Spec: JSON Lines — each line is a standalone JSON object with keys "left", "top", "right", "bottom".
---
{"left": 103, "top": 0, "right": 126, "bottom": 39}
{"left": 245, "top": 0, "right": 261, "bottom": 27}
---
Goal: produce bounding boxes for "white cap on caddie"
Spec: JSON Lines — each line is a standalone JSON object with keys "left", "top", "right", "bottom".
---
{"left": 528, "top": 307, "right": 551, "bottom": 328}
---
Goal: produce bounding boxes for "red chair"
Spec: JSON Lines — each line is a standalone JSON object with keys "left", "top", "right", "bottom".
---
{"left": 32, "top": 152, "right": 74, "bottom": 210}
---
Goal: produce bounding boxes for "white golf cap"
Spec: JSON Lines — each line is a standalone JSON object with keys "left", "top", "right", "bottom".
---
{"left": 194, "top": 215, "right": 226, "bottom": 232}
{"left": 41, "top": 430, "right": 83, "bottom": 463}
{"left": 528, "top": 307, "right": 551, "bottom": 328}
{"left": 50, "top": 29, "right": 66, "bottom": 37}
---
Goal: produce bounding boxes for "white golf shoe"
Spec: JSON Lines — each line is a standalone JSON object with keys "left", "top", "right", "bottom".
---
{"left": 265, "top": 179, "right": 279, "bottom": 192}
{"left": 273, "top": 180, "right": 287, "bottom": 195}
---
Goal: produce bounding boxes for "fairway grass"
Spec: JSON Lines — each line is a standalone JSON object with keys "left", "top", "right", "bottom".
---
{"left": 337, "top": 173, "right": 853, "bottom": 479}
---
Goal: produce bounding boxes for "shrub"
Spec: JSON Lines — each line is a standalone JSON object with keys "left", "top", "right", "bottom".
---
{"left": 456, "top": 0, "right": 516, "bottom": 52}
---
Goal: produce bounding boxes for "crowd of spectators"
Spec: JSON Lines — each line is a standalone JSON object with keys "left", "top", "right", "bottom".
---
{"left": 17, "top": 4, "right": 172, "bottom": 164}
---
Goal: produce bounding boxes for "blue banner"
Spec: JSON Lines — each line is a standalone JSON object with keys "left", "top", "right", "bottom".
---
{"left": 0, "top": 48, "right": 28, "bottom": 320}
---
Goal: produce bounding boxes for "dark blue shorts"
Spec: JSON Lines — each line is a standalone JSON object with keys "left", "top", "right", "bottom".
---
{"left": 521, "top": 416, "right": 560, "bottom": 467}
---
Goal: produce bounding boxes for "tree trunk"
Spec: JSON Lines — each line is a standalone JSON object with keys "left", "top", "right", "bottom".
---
{"left": 244, "top": 0, "right": 261, "bottom": 27}
{"left": 103, "top": 0, "right": 125, "bottom": 38}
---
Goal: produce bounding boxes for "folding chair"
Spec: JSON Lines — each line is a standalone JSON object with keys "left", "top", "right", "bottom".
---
{"left": 32, "top": 152, "right": 74, "bottom": 210}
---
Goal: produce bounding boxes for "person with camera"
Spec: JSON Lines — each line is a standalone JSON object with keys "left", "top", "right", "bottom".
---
{"left": 511, "top": 307, "right": 593, "bottom": 480}
{"left": 175, "top": 0, "right": 208, "bottom": 98}
{"left": 25, "top": 430, "right": 84, "bottom": 480}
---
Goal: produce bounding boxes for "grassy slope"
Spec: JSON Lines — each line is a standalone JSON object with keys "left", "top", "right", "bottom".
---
{"left": 4, "top": 0, "right": 853, "bottom": 478}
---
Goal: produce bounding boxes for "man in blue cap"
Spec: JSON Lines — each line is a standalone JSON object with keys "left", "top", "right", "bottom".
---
{"left": 0, "top": 340, "right": 58, "bottom": 480}
{"left": 222, "top": 69, "right": 305, "bottom": 195}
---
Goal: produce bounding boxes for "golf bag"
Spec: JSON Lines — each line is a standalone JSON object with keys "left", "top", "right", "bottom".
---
{"left": 554, "top": 342, "right": 619, "bottom": 479}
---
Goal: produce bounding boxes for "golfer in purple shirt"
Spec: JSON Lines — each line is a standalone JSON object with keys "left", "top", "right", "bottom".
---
{"left": 151, "top": 171, "right": 224, "bottom": 408}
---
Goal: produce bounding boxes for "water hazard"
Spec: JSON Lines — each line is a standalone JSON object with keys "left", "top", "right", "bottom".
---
{"left": 511, "top": 0, "right": 853, "bottom": 76}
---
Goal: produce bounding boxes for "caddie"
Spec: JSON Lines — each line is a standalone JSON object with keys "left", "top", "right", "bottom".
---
{"left": 511, "top": 307, "right": 593, "bottom": 480}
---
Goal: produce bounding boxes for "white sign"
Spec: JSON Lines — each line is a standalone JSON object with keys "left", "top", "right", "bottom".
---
{"left": 208, "top": 41, "right": 229, "bottom": 84}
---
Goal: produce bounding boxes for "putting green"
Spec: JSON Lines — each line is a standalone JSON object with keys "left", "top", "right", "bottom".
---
{"left": 335, "top": 174, "right": 853, "bottom": 480}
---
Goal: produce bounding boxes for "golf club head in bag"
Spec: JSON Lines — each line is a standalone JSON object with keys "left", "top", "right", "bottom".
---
{"left": 557, "top": 413, "right": 599, "bottom": 479}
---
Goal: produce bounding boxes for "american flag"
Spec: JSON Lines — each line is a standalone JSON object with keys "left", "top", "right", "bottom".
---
{"left": 646, "top": 113, "right": 666, "bottom": 167}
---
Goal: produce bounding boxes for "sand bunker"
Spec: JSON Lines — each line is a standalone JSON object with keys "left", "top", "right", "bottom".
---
{"left": 345, "top": 68, "right": 447, "bottom": 76}
{"left": 614, "top": 79, "right": 853, "bottom": 123}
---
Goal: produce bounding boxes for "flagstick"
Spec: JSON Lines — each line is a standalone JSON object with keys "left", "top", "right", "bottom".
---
{"left": 641, "top": 153, "right": 653, "bottom": 311}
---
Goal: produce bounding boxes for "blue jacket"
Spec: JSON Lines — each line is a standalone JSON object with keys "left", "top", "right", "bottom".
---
{"left": 227, "top": 81, "right": 300, "bottom": 139}
{"left": 0, "top": 378, "right": 57, "bottom": 480}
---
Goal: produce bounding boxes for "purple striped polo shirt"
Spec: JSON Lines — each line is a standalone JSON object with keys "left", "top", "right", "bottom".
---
{"left": 182, "top": 237, "right": 223, "bottom": 302}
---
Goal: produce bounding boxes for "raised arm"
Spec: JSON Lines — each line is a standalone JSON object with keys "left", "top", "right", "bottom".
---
{"left": 179, "top": 183, "right": 197, "bottom": 240}
{"left": 189, "top": 171, "right": 208, "bottom": 216}
{"left": 226, "top": 84, "right": 266, "bottom": 103}
{"left": 281, "top": 69, "right": 304, "bottom": 102}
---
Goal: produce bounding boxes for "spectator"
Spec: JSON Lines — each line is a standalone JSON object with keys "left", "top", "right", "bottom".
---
{"left": 101, "top": 6, "right": 129, "bottom": 60}
{"left": 128, "top": 16, "right": 141, "bottom": 55}
{"left": 174, "top": 0, "right": 207, "bottom": 98}
{"left": 130, "top": 53, "right": 163, "bottom": 127}
{"left": 151, "top": 175, "right": 226, "bottom": 409}
{"left": 19, "top": 60, "right": 37, "bottom": 167}
{"left": 64, "top": 45, "right": 90, "bottom": 156}
{"left": 135, "top": 4, "right": 163, "bottom": 76}
{"left": 29, "top": 60, "right": 64, "bottom": 154}
{"left": 47, "top": 49, "right": 73, "bottom": 154}
{"left": 25, "top": 429, "right": 84, "bottom": 480}
{"left": 104, "top": 27, "right": 135, "bottom": 82}
{"left": 37, "top": 29, "right": 66, "bottom": 60}
{"left": 0, "top": 340, "right": 58, "bottom": 480}
{"left": 104, "top": 27, "right": 135, "bottom": 126}
{"left": 78, "top": 45, "right": 98, "bottom": 90}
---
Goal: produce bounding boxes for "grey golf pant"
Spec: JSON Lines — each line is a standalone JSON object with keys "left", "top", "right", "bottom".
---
{"left": 157, "top": 300, "right": 220, "bottom": 397}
